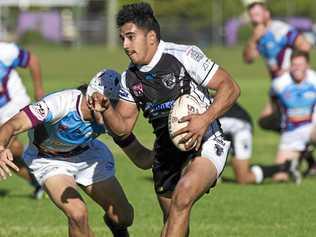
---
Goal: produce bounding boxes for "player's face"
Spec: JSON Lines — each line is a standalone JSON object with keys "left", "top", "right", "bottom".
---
{"left": 290, "top": 56, "right": 309, "bottom": 83}
{"left": 119, "top": 22, "right": 154, "bottom": 65}
{"left": 248, "top": 5, "right": 269, "bottom": 26}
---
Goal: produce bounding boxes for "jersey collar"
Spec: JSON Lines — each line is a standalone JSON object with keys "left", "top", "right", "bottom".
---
{"left": 137, "top": 40, "right": 165, "bottom": 73}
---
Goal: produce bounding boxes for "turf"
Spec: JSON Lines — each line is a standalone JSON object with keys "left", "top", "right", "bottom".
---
{"left": 0, "top": 44, "right": 315, "bottom": 237}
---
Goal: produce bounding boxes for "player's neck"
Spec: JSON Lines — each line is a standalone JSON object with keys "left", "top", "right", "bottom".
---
{"left": 143, "top": 42, "right": 159, "bottom": 65}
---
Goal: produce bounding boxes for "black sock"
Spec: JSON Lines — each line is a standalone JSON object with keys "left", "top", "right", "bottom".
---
{"left": 104, "top": 215, "right": 129, "bottom": 237}
{"left": 259, "top": 162, "right": 290, "bottom": 179}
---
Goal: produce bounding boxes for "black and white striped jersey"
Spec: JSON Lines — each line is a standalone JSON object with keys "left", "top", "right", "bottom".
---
{"left": 119, "top": 40, "right": 222, "bottom": 139}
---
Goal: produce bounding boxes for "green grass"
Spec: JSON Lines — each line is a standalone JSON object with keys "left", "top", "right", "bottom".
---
{"left": 1, "top": 44, "right": 316, "bottom": 237}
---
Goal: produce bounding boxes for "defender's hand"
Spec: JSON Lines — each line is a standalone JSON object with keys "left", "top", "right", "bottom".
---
{"left": 34, "top": 88, "right": 45, "bottom": 101}
{"left": 0, "top": 149, "right": 19, "bottom": 180}
{"left": 172, "top": 114, "right": 209, "bottom": 151}
{"left": 88, "top": 92, "right": 110, "bottom": 112}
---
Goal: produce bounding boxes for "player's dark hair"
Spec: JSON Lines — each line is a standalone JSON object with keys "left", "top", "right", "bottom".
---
{"left": 291, "top": 50, "right": 310, "bottom": 62}
{"left": 77, "top": 84, "right": 88, "bottom": 95}
{"left": 116, "top": 2, "right": 160, "bottom": 41}
{"left": 247, "top": 2, "right": 268, "bottom": 11}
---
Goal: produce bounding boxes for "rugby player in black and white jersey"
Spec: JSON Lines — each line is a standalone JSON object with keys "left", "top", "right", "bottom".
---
{"left": 220, "top": 103, "right": 301, "bottom": 184}
{"left": 89, "top": 3, "right": 240, "bottom": 237}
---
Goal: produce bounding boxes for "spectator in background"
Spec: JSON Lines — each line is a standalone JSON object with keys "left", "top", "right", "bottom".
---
{"left": 220, "top": 103, "right": 301, "bottom": 184}
{"left": 270, "top": 51, "right": 316, "bottom": 182}
{"left": 243, "top": 1, "right": 311, "bottom": 133}
{"left": 0, "top": 42, "right": 45, "bottom": 198}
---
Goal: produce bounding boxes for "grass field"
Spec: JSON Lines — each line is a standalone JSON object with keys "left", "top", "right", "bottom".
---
{"left": 1, "top": 44, "right": 316, "bottom": 237}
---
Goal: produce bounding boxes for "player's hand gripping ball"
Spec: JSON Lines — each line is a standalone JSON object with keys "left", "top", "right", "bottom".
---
{"left": 168, "top": 94, "right": 206, "bottom": 151}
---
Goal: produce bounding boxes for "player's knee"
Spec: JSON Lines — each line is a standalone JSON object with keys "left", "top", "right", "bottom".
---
{"left": 172, "top": 180, "right": 194, "bottom": 212}
{"left": 65, "top": 204, "right": 89, "bottom": 227}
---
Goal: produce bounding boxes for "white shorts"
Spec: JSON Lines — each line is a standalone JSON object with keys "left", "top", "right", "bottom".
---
{"left": 220, "top": 117, "right": 252, "bottom": 160}
{"left": 201, "top": 132, "right": 231, "bottom": 177}
{"left": 279, "top": 124, "right": 313, "bottom": 151}
{"left": 0, "top": 70, "right": 30, "bottom": 124}
{"left": 23, "top": 139, "right": 115, "bottom": 186}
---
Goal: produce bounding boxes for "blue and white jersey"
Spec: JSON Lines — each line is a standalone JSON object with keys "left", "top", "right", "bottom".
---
{"left": 257, "top": 20, "right": 300, "bottom": 79}
{"left": 0, "top": 42, "right": 30, "bottom": 107}
{"left": 271, "top": 69, "right": 316, "bottom": 131}
{"left": 22, "top": 89, "right": 106, "bottom": 153}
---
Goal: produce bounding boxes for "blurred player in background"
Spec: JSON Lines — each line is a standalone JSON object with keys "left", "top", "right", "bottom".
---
{"left": 0, "top": 42, "right": 44, "bottom": 198}
{"left": 243, "top": 1, "right": 311, "bottom": 132}
{"left": 0, "top": 69, "right": 154, "bottom": 237}
{"left": 220, "top": 103, "right": 301, "bottom": 184}
{"left": 270, "top": 51, "right": 316, "bottom": 182}
{"left": 95, "top": 3, "right": 239, "bottom": 237}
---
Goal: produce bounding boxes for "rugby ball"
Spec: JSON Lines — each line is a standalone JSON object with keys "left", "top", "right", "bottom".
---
{"left": 168, "top": 94, "right": 206, "bottom": 151}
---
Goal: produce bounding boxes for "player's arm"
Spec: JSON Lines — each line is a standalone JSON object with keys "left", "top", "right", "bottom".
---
{"left": 0, "top": 111, "right": 32, "bottom": 180}
{"left": 294, "top": 34, "right": 311, "bottom": 52}
{"left": 243, "top": 37, "right": 259, "bottom": 63}
{"left": 205, "top": 68, "right": 240, "bottom": 123}
{"left": 174, "top": 46, "right": 240, "bottom": 150}
{"left": 27, "top": 52, "right": 45, "bottom": 100}
{"left": 243, "top": 24, "right": 266, "bottom": 63}
{"left": 113, "top": 133, "right": 154, "bottom": 170}
{"left": 90, "top": 92, "right": 139, "bottom": 136}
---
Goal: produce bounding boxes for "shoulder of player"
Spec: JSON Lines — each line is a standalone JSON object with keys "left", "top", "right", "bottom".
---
{"left": 270, "top": 20, "right": 291, "bottom": 30}
{"left": 272, "top": 72, "right": 292, "bottom": 92}
{"left": 43, "top": 89, "right": 81, "bottom": 108}
{"left": 163, "top": 41, "right": 208, "bottom": 66}
{"left": 306, "top": 69, "right": 316, "bottom": 85}
{"left": 0, "top": 42, "right": 20, "bottom": 65}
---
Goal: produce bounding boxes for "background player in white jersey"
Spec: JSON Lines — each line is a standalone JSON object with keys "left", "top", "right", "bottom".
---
{"left": 243, "top": 2, "right": 311, "bottom": 132}
{"left": 91, "top": 3, "right": 239, "bottom": 237}
{"left": 270, "top": 51, "right": 316, "bottom": 182}
{"left": 0, "top": 42, "right": 44, "bottom": 197}
{"left": 221, "top": 103, "right": 300, "bottom": 184}
{"left": 0, "top": 69, "right": 154, "bottom": 237}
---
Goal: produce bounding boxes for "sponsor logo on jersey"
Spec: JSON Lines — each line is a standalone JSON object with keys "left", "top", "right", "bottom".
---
{"left": 29, "top": 101, "right": 48, "bottom": 121}
{"left": 161, "top": 73, "right": 176, "bottom": 89}
{"left": 145, "top": 73, "right": 156, "bottom": 80}
{"left": 187, "top": 47, "right": 204, "bottom": 62}
{"left": 132, "top": 83, "right": 144, "bottom": 97}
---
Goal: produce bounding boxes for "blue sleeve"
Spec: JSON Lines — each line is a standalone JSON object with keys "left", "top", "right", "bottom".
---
{"left": 287, "top": 29, "right": 300, "bottom": 47}
{"left": 11, "top": 47, "right": 30, "bottom": 68}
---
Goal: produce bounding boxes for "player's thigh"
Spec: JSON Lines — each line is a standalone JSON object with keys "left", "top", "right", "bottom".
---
{"left": 83, "top": 176, "right": 132, "bottom": 216}
{"left": 44, "top": 175, "right": 86, "bottom": 214}
{"left": 175, "top": 157, "right": 217, "bottom": 203}
{"left": 275, "top": 150, "right": 300, "bottom": 163}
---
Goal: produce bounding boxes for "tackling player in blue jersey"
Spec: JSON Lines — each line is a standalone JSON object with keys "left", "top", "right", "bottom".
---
{"left": 0, "top": 69, "right": 153, "bottom": 237}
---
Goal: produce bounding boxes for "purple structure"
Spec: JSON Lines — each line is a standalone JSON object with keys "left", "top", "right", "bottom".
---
{"left": 225, "top": 17, "right": 313, "bottom": 46}
{"left": 17, "top": 11, "right": 62, "bottom": 42}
